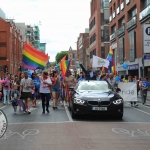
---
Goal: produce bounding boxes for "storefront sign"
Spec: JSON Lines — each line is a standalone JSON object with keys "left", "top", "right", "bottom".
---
{"left": 128, "top": 64, "right": 139, "bottom": 70}
{"left": 143, "top": 24, "right": 150, "bottom": 53}
{"left": 144, "top": 54, "right": 150, "bottom": 59}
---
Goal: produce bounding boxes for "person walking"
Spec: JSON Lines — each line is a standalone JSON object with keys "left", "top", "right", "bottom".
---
{"left": 20, "top": 72, "right": 34, "bottom": 114}
{"left": 51, "top": 71, "right": 60, "bottom": 110}
{"left": 39, "top": 71, "right": 52, "bottom": 114}
{"left": 128, "top": 76, "right": 138, "bottom": 107}
{"left": 1, "top": 74, "right": 11, "bottom": 105}
{"left": 140, "top": 77, "right": 149, "bottom": 105}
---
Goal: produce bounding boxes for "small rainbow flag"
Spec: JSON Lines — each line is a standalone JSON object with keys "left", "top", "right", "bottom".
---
{"left": 23, "top": 43, "right": 49, "bottom": 70}
{"left": 106, "top": 48, "right": 116, "bottom": 75}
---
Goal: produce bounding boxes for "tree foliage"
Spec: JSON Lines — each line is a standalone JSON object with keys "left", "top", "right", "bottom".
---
{"left": 55, "top": 51, "right": 68, "bottom": 63}
{"left": 50, "top": 61, "right": 57, "bottom": 67}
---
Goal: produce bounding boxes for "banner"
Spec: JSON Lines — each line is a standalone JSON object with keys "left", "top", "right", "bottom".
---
{"left": 143, "top": 24, "right": 150, "bottom": 53}
{"left": 118, "top": 82, "right": 137, "bottom": 101}
{"left": 92, "top": 55, "right": 109, "bottom": 68}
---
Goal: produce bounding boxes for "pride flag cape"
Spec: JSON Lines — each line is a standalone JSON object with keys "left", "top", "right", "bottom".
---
{"left": 60, "top": 56, "right": 70, "bottom": 78}
{"left": 23, "top": 43, "right": 49, "bottom": 70}
{"left": 106, "top": 49, "right": 116, "bottom": 75}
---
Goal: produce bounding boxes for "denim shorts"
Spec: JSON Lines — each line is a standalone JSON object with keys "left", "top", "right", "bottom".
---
{"left": 52, "top": 87, "right": 60, "bottom": 93}
{"left": 12, "top": 101, "right": 18, "bottom": 106}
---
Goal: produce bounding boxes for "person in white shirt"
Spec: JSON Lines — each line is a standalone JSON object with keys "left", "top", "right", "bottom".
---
{"left": 39, "top": 71, "right": 52, "bottom": 114}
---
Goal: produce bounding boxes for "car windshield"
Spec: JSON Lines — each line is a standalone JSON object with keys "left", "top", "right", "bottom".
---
{"left": 76, "top": 81, "right": 112, "bottom": 92}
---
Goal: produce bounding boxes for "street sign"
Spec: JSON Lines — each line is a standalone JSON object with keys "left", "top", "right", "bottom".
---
{"left": 143, "top": 24, "right": 150, "bottom": 53}
{"left": 144, "top": 54, "right": 150, "bottom": 59}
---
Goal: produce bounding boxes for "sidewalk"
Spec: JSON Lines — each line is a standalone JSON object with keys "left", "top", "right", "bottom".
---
{"left": 138, "top": 90, "right": 150, "bottom": 100}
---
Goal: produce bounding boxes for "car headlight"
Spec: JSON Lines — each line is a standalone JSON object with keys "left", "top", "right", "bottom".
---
{"left": 74, "top": 98, "right": 85, "bottom": 104}
{"left": 113, "top": 99, "right": 123, "bottom": 104}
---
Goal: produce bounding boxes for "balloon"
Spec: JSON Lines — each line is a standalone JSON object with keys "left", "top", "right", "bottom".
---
{"left": 122, "top": 62, "right": 128, "bottom": 69}
{"left": 35, "top": 82, "right": 40, "bottom": 88}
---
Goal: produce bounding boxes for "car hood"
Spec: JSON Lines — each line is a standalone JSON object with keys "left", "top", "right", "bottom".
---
{"left": 75, "top": 91, "right": 121, "bottom": 100}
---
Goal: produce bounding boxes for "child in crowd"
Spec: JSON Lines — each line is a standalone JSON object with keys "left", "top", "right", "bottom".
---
{"left": 11, "top": 84, "right": 20, "bottom": 113}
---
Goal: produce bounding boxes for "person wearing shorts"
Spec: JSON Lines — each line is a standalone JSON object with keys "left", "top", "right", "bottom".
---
{"left": 20, "top": 72, "right": 34, "bottom": 114}
{"left": 51, "top": 71, "right": 60, "bottom": 110}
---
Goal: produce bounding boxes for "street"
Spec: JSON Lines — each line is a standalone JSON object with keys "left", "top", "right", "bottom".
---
{"left": 0, "top": 98, "right": 150, "bottom": 150}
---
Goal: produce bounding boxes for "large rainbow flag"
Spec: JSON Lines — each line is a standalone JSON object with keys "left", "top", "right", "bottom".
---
{"left": 106, "top": 49, "right": 116, "bottom": 74}
{"left": 23, "top": 43, "right": 49, "bottom": 70}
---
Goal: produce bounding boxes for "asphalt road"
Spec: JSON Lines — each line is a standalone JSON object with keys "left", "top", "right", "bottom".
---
{"left": 0, "top": 98, "right": 150, "bottom": 150}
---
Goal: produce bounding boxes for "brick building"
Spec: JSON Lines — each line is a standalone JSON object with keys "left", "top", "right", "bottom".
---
{"left": 109, "top": 0, "right": 150, "bottom": 78}
{"left": 68, "top": 46, "right": 78, "bottom": 69}
{"left": 0, "top": 18, "right": 23, "bottom": 75}
{"left": 89, "top": 0, "right": 110, "bottom": 62}
{"left": 77, "top": 29, "right": 90, "bottom": 69}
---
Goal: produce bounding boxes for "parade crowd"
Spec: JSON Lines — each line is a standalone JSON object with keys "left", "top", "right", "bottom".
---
{"left": 0, "top": 64, "right": 149, "bottom": 114}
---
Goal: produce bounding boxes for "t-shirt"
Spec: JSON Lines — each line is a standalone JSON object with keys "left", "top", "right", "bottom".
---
{"left": 11, "top": 90, "right": 20, "bottom": 102}
{"left": 39, "top": 76, "right": 52, "bottom": 93}
{"left": 142, "top": 81, "right": 149, "bottom": 89}
{"left": 107, "top": 78, "right": 118, "bottom": 89}
{"left": 20, "top": 78, "right": 33, "bottom": 92}
{"left": 32, "top": 77, "right": 40, "bottom": 89}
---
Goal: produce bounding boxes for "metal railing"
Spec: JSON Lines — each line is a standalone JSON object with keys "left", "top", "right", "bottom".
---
{"left": 110, "top": 32, "right": 116, "bottom": 41}
{"left": 127, "top": 16, "right": 136, "bottom": 30}
{"left": 139, "top": 3, "right": 150, "bottom": 21}
{"left": 118, "top": 25, "right": 125, "bottom": 36}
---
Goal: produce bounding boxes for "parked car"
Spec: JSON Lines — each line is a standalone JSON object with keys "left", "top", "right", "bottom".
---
{"left": 70, "top": 80, "right": 123, "bottom": 119}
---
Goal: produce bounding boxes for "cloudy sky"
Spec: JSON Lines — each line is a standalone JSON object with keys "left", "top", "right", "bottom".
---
{"left": 0, "top": 0, "right": 91, "bottom": 61}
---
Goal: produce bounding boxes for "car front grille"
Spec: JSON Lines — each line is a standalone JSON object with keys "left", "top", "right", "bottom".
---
{"left": 88, "top": 101, "right": 98, "bottom": 106}
{"left": 100, "top": 101, "right": 110, "bottom": 106}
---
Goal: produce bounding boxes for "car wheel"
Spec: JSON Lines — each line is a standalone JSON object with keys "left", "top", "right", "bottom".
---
{"left": 116, "top": 114, "right": 123, "bottom": 120}
{"left": 71, "top": 108, "right": 77, "bottom": 119}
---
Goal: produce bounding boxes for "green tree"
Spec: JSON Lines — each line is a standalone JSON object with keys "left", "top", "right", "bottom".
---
{"left": 55, "top": 51, "right": 68, "bottom": 63}
{"left": 50, "top": 61, "right": 57, "bottom": 67}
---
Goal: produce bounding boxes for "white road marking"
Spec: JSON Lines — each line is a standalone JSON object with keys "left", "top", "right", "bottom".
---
{"left": 7, "top": 121, "right": 150, "bottom": 125}
{"left": 64, "top": 101, "right": 73, "bottom": 122}
{"left": 125, "top": 103, "right": 150, "bottom": 116}
{"left": 0, "top": 105, "right": 6, "bottom": 109}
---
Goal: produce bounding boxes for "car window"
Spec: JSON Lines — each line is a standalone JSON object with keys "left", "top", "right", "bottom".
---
{"left": 77, "top": 81, "right": 111, "bottom": 91}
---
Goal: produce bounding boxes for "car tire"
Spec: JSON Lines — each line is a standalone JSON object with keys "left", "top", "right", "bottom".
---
{"left": 116, "top": 114, "right": 123, "bottom": 120}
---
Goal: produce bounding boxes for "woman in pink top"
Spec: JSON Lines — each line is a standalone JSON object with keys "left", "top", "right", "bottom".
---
{"left": 1, "top": 74, "right": 11, "bottom": 104}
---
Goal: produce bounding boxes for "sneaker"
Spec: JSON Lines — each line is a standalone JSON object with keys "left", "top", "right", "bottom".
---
{"left": 28, "top": 110, "right": 31, "bottom": 114}
{"left": 134, "top": 104, "right": 138, "bottom": 107}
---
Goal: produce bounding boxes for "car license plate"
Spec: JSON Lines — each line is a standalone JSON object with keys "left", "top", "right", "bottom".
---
{"left": 92, "top": 107, "right": 107, "bottom": 111}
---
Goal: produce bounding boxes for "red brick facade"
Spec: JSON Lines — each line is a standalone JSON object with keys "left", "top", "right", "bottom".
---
{"left": 77, "top": 32, "right": 89, "bottom": 69}
{"left": 0, "top": 18, "right": 23, "bottom": 76}
{"left": 109, "top": 0, "right": 150, "bottom": 77}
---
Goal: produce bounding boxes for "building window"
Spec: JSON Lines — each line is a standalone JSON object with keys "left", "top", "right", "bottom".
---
{"left": 0, "top": 42, "right": 6, "bottom": 47}
{"left": 119, "top": 38, "right": 124, "bottom": 64}
{"left": 90, "top": 33, "right": 96, "bottom": 45}
{"left": 128, "top": 6, "right": 136, "bottom": 20}
{"left": 89, "top": 17, "right": 95, "bottom": 31}
{"left": 90, "top": 49, "right": 96, "bottom": 59}
{"left": 129, "top": 31, "right": 136, "bottom": 62}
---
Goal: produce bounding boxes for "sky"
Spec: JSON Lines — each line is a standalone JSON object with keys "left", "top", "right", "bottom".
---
{"left": 0, "top": 0, "right": 91, "bottom": 61}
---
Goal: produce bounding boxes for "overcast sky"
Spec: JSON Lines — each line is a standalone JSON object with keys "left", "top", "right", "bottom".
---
{"left": 0, "top": 0, "right": 91, "bottom": 61}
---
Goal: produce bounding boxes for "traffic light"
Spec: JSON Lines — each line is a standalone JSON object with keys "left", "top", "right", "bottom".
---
{"left": 4, "top": 65, "right": 8, "bottom": 73}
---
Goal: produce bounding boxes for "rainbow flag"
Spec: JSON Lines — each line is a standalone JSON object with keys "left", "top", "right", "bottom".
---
{"left": 106, "top": 49, "right": 116, "bottom": 74}
{"left": 60, "top": 56, "right": 70, "bottom": 78}
{"left": 23, "top": 43, "right": 49, "bottom": 70}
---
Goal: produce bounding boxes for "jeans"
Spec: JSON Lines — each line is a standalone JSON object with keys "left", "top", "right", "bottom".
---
{"left": 3, "top": 90, "right": 10, "bottom": 104}
{"left": 140, "top": 90, "right": 147, "bottom": 104}
{"left": 40, "top": 93, "right": 51, "bottom": 112}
